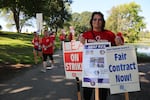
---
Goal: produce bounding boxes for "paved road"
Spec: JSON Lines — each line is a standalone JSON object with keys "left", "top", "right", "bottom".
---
{"left": 0, "top": 50, "right": 150, "bottom": 100}
{"left": 0, "top": 50, "right": 78, "bottom": 100}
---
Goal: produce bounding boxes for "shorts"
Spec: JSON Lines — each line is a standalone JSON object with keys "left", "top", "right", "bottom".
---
{"left": 33, "top": 47, "right": 42, "bottom": 51}
{"left": 43, "top": 53, "right": 53, "bottom": 61}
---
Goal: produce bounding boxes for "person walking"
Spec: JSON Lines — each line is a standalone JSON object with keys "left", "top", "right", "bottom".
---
{"left": 32, "top": 32, "right": 43, "bottom": 64}
{"left": 41, "top": 30, "right": 55, "bottom": 72}
{"left": 68, "top": 26, "right": 75, "bottom": 41}
{"left": 59, "top": 29, "right": 66, "bottom": 50}
{"left": 49, "top": 31, "right": 56, "bottom": 50}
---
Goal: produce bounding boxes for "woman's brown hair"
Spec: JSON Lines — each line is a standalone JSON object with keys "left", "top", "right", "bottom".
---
{"left": 90, "top": 11, "right": 105, "bottom": 31}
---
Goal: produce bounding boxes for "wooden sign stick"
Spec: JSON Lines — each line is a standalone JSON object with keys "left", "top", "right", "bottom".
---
{"left": 95, "top": 88, "right": 100, "bottom": 100}
{"left": 76, "top": 77, "right": 81, "bottom": 100}
{"left": 125, "top": 92, "right": 129, "bottom": 100}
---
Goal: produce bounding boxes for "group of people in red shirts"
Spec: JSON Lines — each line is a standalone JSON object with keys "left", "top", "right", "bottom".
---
{"left": 59, "top": 27, "right": 75, "bottom": 50}
{"left": 59, "top": 28, "right": 75, "bottom": 42}
{"left": 32, "top": 30, "right": 55, "bottom": 72}
{"left": 32, "top": 27, "right": 75, "bottom": 72}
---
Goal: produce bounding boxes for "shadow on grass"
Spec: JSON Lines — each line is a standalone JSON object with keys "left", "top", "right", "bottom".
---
{"left": 0, "top": 63, "right": 32, "bottom": 82}
{"left": 0, "top": 44, "right": 34, "bottom": 64}
{"left": 0, "top": 31, "right": 33, "bottom": 41}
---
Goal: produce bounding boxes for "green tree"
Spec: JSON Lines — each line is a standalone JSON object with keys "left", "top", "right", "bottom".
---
{"left": 106, "top": 2, "right": 146, "bottom": 43}
{"left": 0, "top": 0, "right": 25, "bottom": 33}
{"left": 70, "top": 11, "right": 92, "bottom": 36}
{"left": 44, "top": 0, "right": 72, "bottom": 33}
{"left": 0, "top": 0, "right": 72, "bottom": 33}
{"left": 23, "top": 0, "right": 72, "bottom": 33}
{"left": 0, "top": 9, "right": 32, "bottom": 32}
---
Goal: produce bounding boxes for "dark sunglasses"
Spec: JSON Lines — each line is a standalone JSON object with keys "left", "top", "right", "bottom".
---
{"left": 93, "top": 18, "right": 103, "bottom": 21}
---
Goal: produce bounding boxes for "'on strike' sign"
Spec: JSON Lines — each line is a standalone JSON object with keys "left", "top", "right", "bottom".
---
{"left": 63, "top": 40, "right": 83, "bottom": 79}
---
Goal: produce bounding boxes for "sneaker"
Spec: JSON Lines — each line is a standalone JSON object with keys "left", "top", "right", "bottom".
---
{"left": 41, "top": 68, "right": 46, "bottom": 72}
{"left": 46, "top": 63, "right": 51, "bottom": 67}
{"left": 46, "top": 67, "right": 52, "bottom": 70}
{"left": 51, "top": 65, "right": 55, "bottom": 68}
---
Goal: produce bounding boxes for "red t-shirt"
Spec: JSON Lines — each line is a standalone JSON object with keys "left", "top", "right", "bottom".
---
{"left": 68, "top": 33, "right": 73, "bottom": 41}
{"left": 50, "top": 34, "right": 55, "bottom": 41}
{"left": 82, "top": 30, "right": 116, "bottom": 46}
{"left": 59, "top": 34, "right": 65, "bottom": 41}
{"left": 32, "top": 37, "right": 41, "bottom": 49}
{"left": 42, "top": 37, "right": 54, "bottom": 54}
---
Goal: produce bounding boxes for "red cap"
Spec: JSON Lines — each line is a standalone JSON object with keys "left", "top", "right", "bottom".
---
{"left": 117, "top": 32, "right": 123, "bottom": 37}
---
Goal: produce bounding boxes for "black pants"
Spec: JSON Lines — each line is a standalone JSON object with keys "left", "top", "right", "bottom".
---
{"left": 83, "top": 87, "right": 109, "bottom": 100}
{"left": 43, "top": 53, "right": 53, "bottom": 61}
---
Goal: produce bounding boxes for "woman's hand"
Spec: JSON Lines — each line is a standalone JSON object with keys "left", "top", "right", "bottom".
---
{"left": 115, "top": 36, "right": 124, "bottom": 46}
{"left": 79, "top": 34, "right": 85, "bottom": 44}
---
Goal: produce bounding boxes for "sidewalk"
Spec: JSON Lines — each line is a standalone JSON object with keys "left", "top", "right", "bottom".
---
{"left": 0, "top": 49, "right": 150, "bottom": 100}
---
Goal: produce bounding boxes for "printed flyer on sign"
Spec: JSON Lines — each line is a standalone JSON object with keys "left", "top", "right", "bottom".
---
{"left": 82, "top": 42, "right": 111, "bottom": 88}
{"left": 106, "top": 45, "right": 140, "bottom": 94}
{"left": 63, "top": 40, "right": 83, "bottom": 79}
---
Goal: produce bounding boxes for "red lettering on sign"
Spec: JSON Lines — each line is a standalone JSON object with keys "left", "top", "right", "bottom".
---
{"left": 64, "top": 52, "right": 82, "bottom": 63}
{"left": 63, "top": 41, "right": 83, "bottom": 51}
{"left": 65, "top": 63, "right": 82, "bottom": 71}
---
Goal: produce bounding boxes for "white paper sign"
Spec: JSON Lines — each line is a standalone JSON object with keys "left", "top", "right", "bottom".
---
{"left": 36, "top": 13, "right": 43, "bottom": 35}
{"left": 106, "top": 45, "right": 140, "bottom": 94}
{"left": 82, "top": 42, "right": 111, "bottom": 88}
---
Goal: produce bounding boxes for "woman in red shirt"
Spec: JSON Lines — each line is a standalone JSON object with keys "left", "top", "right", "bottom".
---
{"left": 41, "top": 30, "right": 54, "bottom": 72}
{"left": 80, "top": 11, "right": 124, "bottom": 100}
{"left": 68, "top": 26, "right": 75, "bottom": 41}
{"left": 59, "top": 29, "right": 66, "bottom": 50}
{"left": 32, "top": 32, "right": 42, "bottom": 64}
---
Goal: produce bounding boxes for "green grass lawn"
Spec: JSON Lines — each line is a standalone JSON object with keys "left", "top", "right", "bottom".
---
{"left": 0, "top": 31, "right": 35, "bottom": 64}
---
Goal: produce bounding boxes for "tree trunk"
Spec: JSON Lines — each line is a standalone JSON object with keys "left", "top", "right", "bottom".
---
{"left": 11, "top": 8, "right": 20, "bottom": 33}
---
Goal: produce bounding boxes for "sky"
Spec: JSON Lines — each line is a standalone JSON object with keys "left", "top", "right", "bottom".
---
{"left": 71, "top": 0, "right": 150, "bottom": 31}
{"left": 0, "top": 0, "right": 150, "bottom": 32}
